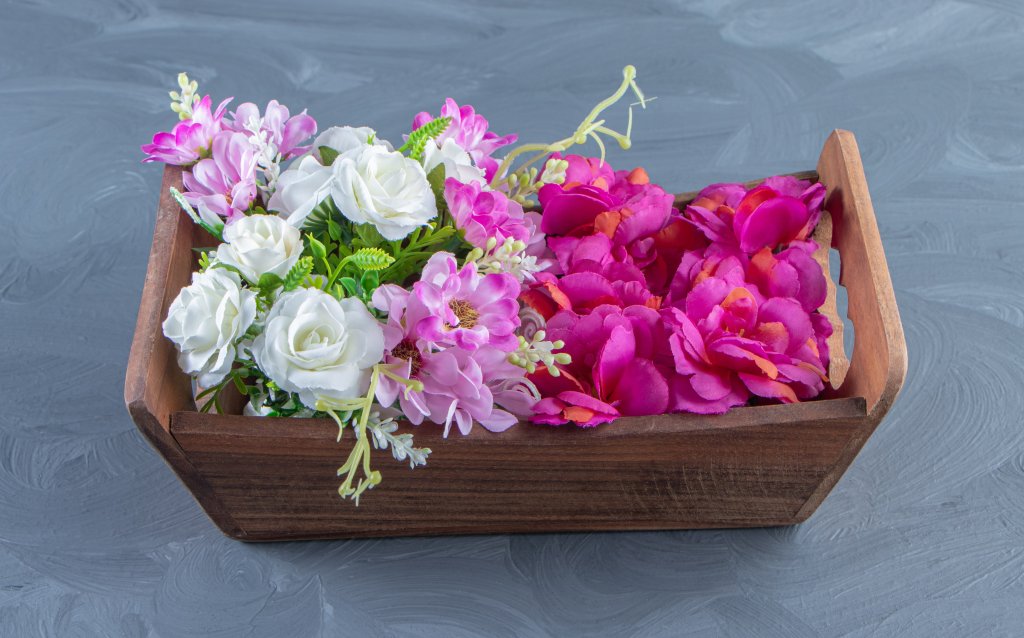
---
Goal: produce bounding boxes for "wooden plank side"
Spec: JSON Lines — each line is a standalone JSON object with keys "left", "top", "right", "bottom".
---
{"left": 172, "top": 398, "right": 865, "bottom": 540}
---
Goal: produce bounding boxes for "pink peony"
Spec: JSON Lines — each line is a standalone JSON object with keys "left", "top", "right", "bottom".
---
{"left": 547, "top": 152, "right": 615, "bottom": 190}
{"left": 663, "top": 276, "right": 830, "bottom": 414}
{"left": 443, "top": 177, "right": 531, "bottom": 248}
{"left": 412, "top": 99, "right": 517, "bottom": 181}
{"left": 685, "top": 176, "right": 826, "bottom": 254}
{"left": 182, "top": 130, "right": 258, "bottom": 222}
{"left": 531, "top": 304, "right": 671, "bottom": 426}
{"left": 228, "top": 99, "right": 317, "bottom": 159}
{"left": 142, "top": 95, "right": 231, "bottom": 165}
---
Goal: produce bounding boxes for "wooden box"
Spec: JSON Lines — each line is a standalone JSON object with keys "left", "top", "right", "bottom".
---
{"left": 125, "top": 130, "right": 907, "bottom": 541}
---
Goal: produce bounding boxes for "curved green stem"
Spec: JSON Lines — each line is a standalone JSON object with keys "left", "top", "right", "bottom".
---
{"left": 488, "top": 65, "right": 646, "bottom": 190}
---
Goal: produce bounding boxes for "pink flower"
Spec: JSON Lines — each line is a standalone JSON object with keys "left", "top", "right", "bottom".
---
{"left": 412, "top": 99, "right": 517, "bottom": 181}
{"left": 228, "top": 99, "right": 317, "bottom": 159}
{"left": 531, "top": 304, "right": 671, "bottom": 426}
{"left": 547, "top": 152, "right": 615, "bottom": 189}
{"left": 443, "top": 178, "right": 531, "bottom": 248}
{"left": 406, "top": 252, "right": 521, "bottom": 352}
{"left": 538, "top": 158, "right": 677, "bottom": 294}
{"left": 663, "top": 276, "right": 830, "bottom": 414}
{"left": 685, "top": 176, "right": 826, "bottom": 254}
{"left": 142, "top": 95, "right": 232, "bottom": 165}
{"left": 182, "top": 131, "right": 258, "bottom": 222}
{"left": 746, "top": 244, "right": 827, "bottom": 313}
{"left": 372, "top": 284, "right": 536, "bottom": 436}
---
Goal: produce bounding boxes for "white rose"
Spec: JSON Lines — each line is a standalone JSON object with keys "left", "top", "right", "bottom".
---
{"left": 253, "top": 288, "right": 385, "bottom": 409}
{"left": 267, "top": 127, "right": 398, "bottom": 228}
{"left": 162, "top": 268, "right": 257, "bottom": 387}
{"left": 267, "top": 154, "right": 335, "bottom": 226}
{"left": 422, "top": 138, "right": 486, "bottom": 185}
{"left": 332, "top": 145, "right": 437, "bottom": 241}
{"left": 312, "top": 126, "right": 391, "bottom": 162}
{"left": 215, "top": 214, "right": 302, "bottom": 283}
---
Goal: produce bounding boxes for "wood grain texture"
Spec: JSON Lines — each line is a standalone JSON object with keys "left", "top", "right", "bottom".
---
{"left": 125, "top": 130, "right": 905, "bottom": 541}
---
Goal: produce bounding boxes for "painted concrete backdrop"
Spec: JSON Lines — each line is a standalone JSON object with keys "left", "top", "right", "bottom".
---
{"left": 1, "top": 0, "right": 1023, "bottom": 635}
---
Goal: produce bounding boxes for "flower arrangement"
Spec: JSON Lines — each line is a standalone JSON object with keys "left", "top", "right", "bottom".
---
{"left": 144, "top": 68, "right": 832, "bottom": 504}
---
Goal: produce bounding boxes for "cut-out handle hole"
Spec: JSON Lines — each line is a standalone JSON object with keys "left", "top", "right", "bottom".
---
{"left": 828, "top": 246, "right": 855, "bottom": 388}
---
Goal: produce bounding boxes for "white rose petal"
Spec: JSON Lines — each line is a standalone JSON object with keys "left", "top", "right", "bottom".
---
{"left": 332, "top": 145, "right": 437, "bottom": 241}
{"left": 162, "top": 268, "right": 257, "bottom": 387}
{"left": 422, "top": 138, "right": 486, "bottom": 186}
{"left": 216, "top": 214, "right": 302, "bottom": 283}
{"left": 253, "top": 288, "right": 385, "bottom": 409}
{"left": 313, "top": 125, "right": 391, "bottom": 162}
{"left": 266, "top": 154, "right": 335, "bottom": 227}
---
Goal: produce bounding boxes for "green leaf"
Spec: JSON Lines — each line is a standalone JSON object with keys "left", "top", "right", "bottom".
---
{"left": 319, "top": 146, "right": 339, "bottom": 166}
{"left": 307, "top": 234, "right": 328, "bottom": 265}
{"left": 360, "top": 270, "right": 380, "bottom": 293}
{"left": 397, "top": 116, "right": 452, "bottom": 161}
{"left": 425, "top": 163, "right": 449, "bottom": 220}
{"left": 346, "top": 247, "right": 395, "bottom": 272}
{"left": 283, "top": 256, "right": 314, "bottom": 292}
{"left": 327, "top": 217, "right": 342, "bottom": 242}
{"left": 257, "top": 272, "right": 283, "bottom": 291}
{"left": 338, "top": 277, "right": 360, "bottom": 297}
{"left": 170, "top": 187, "right": 223, "bottom": 241}
{"left": 302, "top": 196, "right": 344, "bottom": 236}
{"left": 354, "top": 223, "right": 384, "bottom": 247}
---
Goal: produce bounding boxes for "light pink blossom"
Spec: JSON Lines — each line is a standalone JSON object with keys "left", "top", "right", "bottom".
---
{"left": 412, "top": 99, "right": 516, "bottom": 180}
{"left": 228, "top": 99, "right": 317, "bottom": 159}
{"left": 182, "top": 131, "right": 258, "bottom": 222}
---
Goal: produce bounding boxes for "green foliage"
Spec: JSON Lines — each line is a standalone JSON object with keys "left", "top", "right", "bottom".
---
{"left": 302, "top": 196, "right": 346, "bottom": 238}
{"left": 170, "top": 187, "right": 223, "bottom": 241}
{"left": 318, "top": 146, "right": 340, "bottom": 166}
{"left": 196, "top": 249, "right": 213, "bottom": 272}
{"left": 398, "top": 116, "right": 451, "bottom": 160}
{"left": 347, "top": 247, "right": 395, "bottom": 271}
{"left": 353, "top": 223, "right": 384, "bottom": 247}
{"left": 381, "top": 223, "right": 458, "bottom": 284}
{"left": 257, "top": 272, "right": 283, "bottom": 292}
{"left": 307, "top": 234, "right": 328, "bottom": 266}
{"left": 283, "top": 256, "right": 314, "bottom": 292}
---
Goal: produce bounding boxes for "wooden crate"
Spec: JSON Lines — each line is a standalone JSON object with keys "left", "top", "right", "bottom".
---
{"left": 125, "top": 130, "right": 907, "bottom": 541}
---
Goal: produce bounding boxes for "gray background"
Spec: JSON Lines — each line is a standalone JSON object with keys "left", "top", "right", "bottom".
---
{"left": 1, "top": 0, "right": 1022, "bottom": 635}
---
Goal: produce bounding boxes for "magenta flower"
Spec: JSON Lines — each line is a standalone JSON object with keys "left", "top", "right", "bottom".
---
{"left": 547, "top": 152, "right": 615, "bottom": 189}
{"left": 182, "top": 131, "right": 258, "bottom": 222}
{"left": 538, "top": 160, "right": 674, "bottom": 251}
{"left": 412, "top": 99, "right": 517, "bottom": 180}
{"left": 685, "top": 176, "right": 826, "bottom": 254}
{"left": 663, "top": 276, "right": 829, "bottom": 413}
{"left": 532, "top": 304, "right": 671, "bottom": 426}
{"left": 228, "top": 99, "right": 317, "bottom": 159}
{"left": 406, "top": 252, "right": 521, "bottom": 352}
{"left": 746, "top": 244, "right": 827, "bottom": 313}
{"left": 443, "top": 178, "right": 531, "bottom": 248}
{"left": 142, "top": 95, "right": 231, "bottom": 165}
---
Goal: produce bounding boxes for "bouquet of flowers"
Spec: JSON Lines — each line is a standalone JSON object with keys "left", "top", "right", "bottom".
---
{"left": 143, "top": 67, "right": 832, "bottom": 503}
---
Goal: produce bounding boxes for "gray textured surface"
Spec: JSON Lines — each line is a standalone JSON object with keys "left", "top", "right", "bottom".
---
{"left": 1, "top": 0, "right": 1022, "bottom": 635}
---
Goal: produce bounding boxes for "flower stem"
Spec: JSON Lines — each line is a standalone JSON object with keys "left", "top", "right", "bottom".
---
{"left": 488, "top": 65, "right": 646, "bottom": 190}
